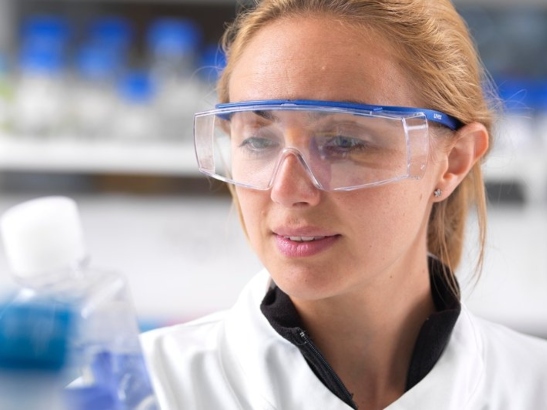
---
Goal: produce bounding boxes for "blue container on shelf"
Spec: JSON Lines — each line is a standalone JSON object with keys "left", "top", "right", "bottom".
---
{"left": 19, "top": 44, "right": 64, "bottom": 75}
{"left": 198, "top": 44, "right": 226, "bottom": 84}
{"left": 76, "top": 43, "right": 122, "bottom": 81}
{"left": 147, "top": 18, "right": 202, "bottom": 62}
{"left": 495, "top": 77, "right": 535, "bottom": 114}
{"left": 530, "top": 79, "right": 547, "bottom": 112}
{"left": 21, "top": 15, "right": 71, "bottom": 56}
{"left": 146, "top": 18, "right": 203, "bottom": 140}
{"left": 118, "top": 71, "right": 156, "bottom": 105}
{"left": 87, "top": 16, "right": 134, "bottom": 61}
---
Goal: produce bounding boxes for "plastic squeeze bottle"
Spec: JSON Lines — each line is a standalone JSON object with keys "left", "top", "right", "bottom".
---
{"left": 0, "top": 196, "right": 158, "bottom": 410}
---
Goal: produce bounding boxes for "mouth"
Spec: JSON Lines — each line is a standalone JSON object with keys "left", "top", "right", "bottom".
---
{"left": 282, "top": 235, "right": 328, "bottom": 242}
{"left": 273, "top": 231, "right": 340, "bottom": 258}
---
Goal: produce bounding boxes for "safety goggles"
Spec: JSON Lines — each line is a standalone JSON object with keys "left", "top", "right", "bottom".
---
{"left": 193, "top": 100, "right": 462, "bottom": 191}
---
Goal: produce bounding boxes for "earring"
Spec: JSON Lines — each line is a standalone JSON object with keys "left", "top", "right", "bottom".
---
{"left": 433, "top": 188, "right": 442, "bottom": 198}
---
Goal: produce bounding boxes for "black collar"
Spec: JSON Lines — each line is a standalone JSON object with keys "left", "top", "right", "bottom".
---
{"left": 260, "top": 257, "right": 461, "bottom": 408}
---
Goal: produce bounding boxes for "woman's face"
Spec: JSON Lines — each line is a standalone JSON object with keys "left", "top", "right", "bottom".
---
{"left": 229, "top": 16, "right": 446, "bottom": 302}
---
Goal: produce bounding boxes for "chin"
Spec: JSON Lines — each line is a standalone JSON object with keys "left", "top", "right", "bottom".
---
{"left": 268, "top": 263, "right": 345, "bottom": 301}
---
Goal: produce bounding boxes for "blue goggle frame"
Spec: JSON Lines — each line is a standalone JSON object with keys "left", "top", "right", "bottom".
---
{"left": 214, "top": 99, "right": 463, "bottom": 131}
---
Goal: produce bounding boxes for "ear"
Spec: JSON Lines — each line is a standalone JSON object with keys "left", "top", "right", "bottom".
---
{"left": 434, "top": 122, "right": 489, "bottom": 199}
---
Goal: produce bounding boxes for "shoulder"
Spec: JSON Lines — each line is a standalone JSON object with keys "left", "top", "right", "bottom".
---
{"left": 462, "top": 307, "right": 547, "bottom": 402}
{"left": 467, "top": 309, "right": 547, "bottom": 361}
{"left": 397, "top": 307, "right": 547, "bottom": 409}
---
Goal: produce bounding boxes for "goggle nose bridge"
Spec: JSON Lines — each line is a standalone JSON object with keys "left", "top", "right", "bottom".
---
{"left": 268, "top": 147, "right": 325, "bottom": 190}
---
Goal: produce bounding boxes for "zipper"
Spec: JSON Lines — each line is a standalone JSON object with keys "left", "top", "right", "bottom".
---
{"left": 296, "top": 328, "right": 358, "bottom": 409}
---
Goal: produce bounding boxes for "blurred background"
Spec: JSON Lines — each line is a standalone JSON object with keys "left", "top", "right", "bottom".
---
{"left": 0, "top": 0, "right": 544, "bottom": 338}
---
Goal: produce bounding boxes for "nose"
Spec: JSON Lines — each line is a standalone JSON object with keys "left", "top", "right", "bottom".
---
{"left": 270, "top": 149, "right": 321, "bottom": 207}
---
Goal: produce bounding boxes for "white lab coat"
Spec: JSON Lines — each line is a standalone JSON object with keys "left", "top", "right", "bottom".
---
{"left": 141, "top": 270, "right": 547, "bottom": 409}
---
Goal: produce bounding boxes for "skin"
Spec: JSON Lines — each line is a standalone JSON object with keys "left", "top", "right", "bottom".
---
{"left": 228, "top": 15, "right": 488, "bottom": 410}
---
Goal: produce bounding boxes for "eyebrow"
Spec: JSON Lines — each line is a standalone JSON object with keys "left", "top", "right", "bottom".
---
{"left": 253, "top": 110, "right": 276, "bottom": 121}
{"left": 252, "top": 109, "right": 330, "bottom": 122}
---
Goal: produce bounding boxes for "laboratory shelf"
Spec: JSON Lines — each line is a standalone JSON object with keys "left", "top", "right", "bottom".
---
{"left": 0, "top": 138, "right": 199, "bottom": 176}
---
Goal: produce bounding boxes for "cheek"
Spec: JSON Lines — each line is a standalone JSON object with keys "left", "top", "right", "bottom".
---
{"left": 235, "top": 189, "right": 268, "bottom": 245}
{"left": 346, "top": 183, "right": 431, "bottom": 246}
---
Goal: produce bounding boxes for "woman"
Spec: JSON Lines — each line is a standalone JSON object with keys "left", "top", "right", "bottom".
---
{"left": 142, "top": 1, "right": 547, "bottom": 408}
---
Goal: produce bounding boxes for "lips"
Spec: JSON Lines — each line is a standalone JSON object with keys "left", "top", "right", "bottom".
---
{"left": 273, "top": 229, "right": 339, "bottom": 257}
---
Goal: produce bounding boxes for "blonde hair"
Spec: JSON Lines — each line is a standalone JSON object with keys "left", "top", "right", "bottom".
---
{"left": 217, "top": 0, "right": 495, "bottom": 295}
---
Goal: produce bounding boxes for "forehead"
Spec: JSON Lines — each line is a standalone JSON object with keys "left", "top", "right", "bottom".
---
{"left": 228, "top": 15, "right": 417, "bottom": 107}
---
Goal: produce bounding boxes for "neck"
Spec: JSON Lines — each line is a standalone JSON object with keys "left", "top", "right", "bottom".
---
{"left": 291, "top": 255, "right": 435, "bottom": 409}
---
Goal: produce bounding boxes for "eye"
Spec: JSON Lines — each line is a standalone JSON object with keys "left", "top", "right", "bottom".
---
{"left": 319, "top": 135, "right": 370, "bottom": 158}
{"left": 239, "top": 136, "right": 280, "bottom": 151}
{"left": 326, "top": 136, "right": 366, "bottom": 150}
{"left": 236, "top": 126, "right": 283, "bottom": 159}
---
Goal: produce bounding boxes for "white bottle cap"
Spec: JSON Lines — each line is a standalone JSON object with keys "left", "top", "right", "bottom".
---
{"left": 0, "top": 196, "right": 87, "bottom": 278}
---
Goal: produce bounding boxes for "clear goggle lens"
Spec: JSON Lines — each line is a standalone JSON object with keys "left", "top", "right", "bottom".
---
{"left": 194, "top": 101, "right": 446, "bottom": 191}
